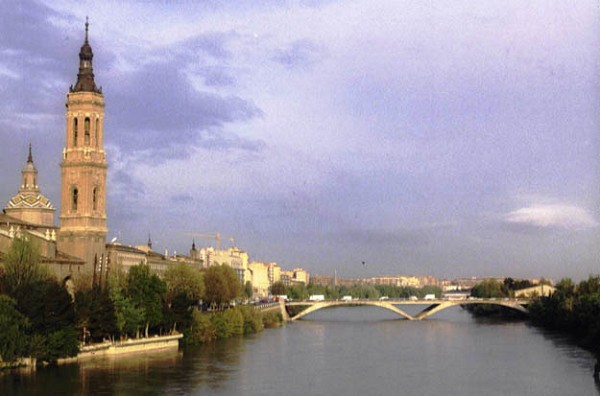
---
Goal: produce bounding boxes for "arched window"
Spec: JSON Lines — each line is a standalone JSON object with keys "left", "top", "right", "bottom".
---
{"left": 92, "top": 187, "right": 98, "bottom": 211}
{"left": 84, "top": 117, "right": 90, "bottom": 145}
{"left": 73, "top": 118, "right": 78, "bottom": 147}
{"left": 95, "top": 118, "right": 99, "bottom": 147}
{"left": 72, "top": 188, "right": 78, "bottom": 211}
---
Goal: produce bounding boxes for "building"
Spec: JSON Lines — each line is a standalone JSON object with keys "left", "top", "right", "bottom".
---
{"left": 280, "top": 268, "right": 310, "bottom": 287}
{"left": 4, "top": 145, "right": 56, "bottom": 227}
{"left": 309, "top": 274, "right": 334, "bottom": 287}
{"left": 57, "top": 21, "right": 108, "bottom": 275}
{"left": 514, "top": 284, "right": 556, "bottom": 298}
{"left": 198, "top": 246, "right": 250, "bottom": 285}
{"left": 248, "top": 261, "right": 281, "bottom": 297}
{"left": 292, "top": 268, "right": 309, "bottom": 284}
{"left": 1, "top": 149, "right": 84, "bottom": 278}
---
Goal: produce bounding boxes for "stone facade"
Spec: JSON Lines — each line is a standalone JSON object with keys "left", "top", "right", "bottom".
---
{"left": 248, "top": 261, "right": 282, "bottom": 297}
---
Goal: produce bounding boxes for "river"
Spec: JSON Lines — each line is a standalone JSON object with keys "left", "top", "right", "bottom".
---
{"left": 2, "top": 306, "right": 599, "bottom": 395}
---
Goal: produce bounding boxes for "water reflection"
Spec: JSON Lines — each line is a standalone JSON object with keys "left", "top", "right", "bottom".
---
{"left": 182, "top": 337, "right": 244, "bottom": 392}
{"left": 2, "top": 340, "right": 245, "bottom": 396}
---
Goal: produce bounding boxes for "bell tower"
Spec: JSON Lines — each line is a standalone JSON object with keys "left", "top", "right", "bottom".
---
{"left": 58, "top": 19, "right": 107, "bottom": 273}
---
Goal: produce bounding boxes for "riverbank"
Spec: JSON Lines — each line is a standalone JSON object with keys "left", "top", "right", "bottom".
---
{"left": 57, "top": 334, "right": 183, "bottom": 364}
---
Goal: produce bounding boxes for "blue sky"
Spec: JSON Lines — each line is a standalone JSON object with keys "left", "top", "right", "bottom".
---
{"left": 1, "top": 0, "right": 598, "bottom": 280}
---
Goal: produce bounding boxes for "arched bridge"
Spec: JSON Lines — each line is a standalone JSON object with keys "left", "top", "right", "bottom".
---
{"left": 284, "top": 298, "right": 529, "bottom": 321}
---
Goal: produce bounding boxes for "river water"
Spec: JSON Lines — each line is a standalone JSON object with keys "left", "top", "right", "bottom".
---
{"left": 2, "top": 307, "right": 599, "bottom": 395}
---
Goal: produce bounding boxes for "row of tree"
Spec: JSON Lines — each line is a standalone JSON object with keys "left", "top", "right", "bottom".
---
{"left": 187, "top": 306, "right": 282, "bottom": 344}
{"left": 270, "top": 281, "right": 442, "bottom": 300}
{"left": 465, "top": 278, "right": 536, "bottom": 316}
{"left": 467, "top": 276, "right": 600, "bottom": 356}
{"left": 528, "top": 276, "right": 600, "bottom": 354}
{"left": 0, "top": 237, "right": 253, "bottom": 366}
{"left": 470, "top": 277, "right": 535, "bottom": 299}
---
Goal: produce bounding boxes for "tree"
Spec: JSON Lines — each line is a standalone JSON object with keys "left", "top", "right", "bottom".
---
{"left": 288, "top": 283, "right": 309, "bottom": 300}
{"left": 106, "top": 271, "right": 144, "bottom": 338}
{"left": 471, "top": 279, "right": 505, "bottom": 298}
{"left": 163, "top": 263, "right": 205, "bottom": 333}
{"left": 270, "top": 281, "right": 287, "bottom": 296}
{"left": 126, "top": 264, "right": 166, "bottom": 337}
{"left": 13, "top": 279, "right": 80, "bottom": 362}
{"left": 203, "top": 265, "right": 241, "bottom": 306}
{"left": 244, "top": 281, "right": 253, "bottom": 299}
{"left": 1, "top": 237, "right": 48, "bottom": 296}
{"left": 164, "top": 262, "right": 204, "bottom": 303}
{"left": 75, "top": 286, "right": 118, "bottom": 343}
{"left": 0, "top": 295, "right": 30, "bottom": 363}
{"left": 88, "top": 287, "right": 118, "bottom": 342}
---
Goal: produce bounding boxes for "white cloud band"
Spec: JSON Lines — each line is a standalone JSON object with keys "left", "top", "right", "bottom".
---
{"left": 505, "top": 204, "right": 598, "bottom": 230}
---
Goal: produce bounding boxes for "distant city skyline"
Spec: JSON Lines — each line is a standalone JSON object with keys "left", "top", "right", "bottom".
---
{"left": 0, "top": 1, "right": 598, "bottom": 280}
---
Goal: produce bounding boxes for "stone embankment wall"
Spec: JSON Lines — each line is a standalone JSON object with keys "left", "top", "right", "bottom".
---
{"left": 58, "top": 334, "right": 183, "bottom": 364}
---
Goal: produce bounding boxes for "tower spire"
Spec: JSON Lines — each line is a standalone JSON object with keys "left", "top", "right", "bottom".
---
{"left": 27, "top": 143, "right": 33, "bottom": 163}
{"left": 72, "top": 18, "right": 100, "bottom": 93}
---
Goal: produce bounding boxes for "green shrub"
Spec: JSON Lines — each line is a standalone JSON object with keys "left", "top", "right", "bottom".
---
{"left": 211, "top": 313, "right": 230, "bottom": 339}
{"left": 239, "top": 306, "right": 263, "bottom": 334}
{"left": 186, "top": 308, "right": 216, "bottom": 344}
{"left": 223, "top": 308, "right": 244, "bottom": 336}
{"left": 262, "top": 311, "right": 283, "bottom": 328}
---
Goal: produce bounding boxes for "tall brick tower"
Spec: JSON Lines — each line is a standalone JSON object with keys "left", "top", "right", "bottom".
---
{"left": 58, "top": 20, "right": 107, "bottom": 273}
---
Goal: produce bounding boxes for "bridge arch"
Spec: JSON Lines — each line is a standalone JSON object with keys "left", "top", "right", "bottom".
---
{"left": 289, "top": 301, "right": 415, "bottom": 321}
{"left": 289, "top": 301, "right": 414, "bottom": 321}
{"left": 285, "top": 299, "right": 529, "bottom": 321}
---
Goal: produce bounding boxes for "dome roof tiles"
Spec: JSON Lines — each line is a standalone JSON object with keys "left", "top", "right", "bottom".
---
{"left": 6, "top": 192, "right": 55, "bottom": 210}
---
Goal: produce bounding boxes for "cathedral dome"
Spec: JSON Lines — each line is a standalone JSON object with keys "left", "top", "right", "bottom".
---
{"left": 6, "top": 193, "right": 54, "bottom": 210}
{"left": 4, "top": 145, "right": 55, "bottom": 227}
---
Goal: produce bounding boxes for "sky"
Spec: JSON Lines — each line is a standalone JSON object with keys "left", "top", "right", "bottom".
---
{"left": 0, "top": 0, "right": 598, "bottom": 281}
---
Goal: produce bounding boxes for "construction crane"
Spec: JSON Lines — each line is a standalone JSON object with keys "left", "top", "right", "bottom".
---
{"left": 185, "top": 232, "right": 221, "bottom": 250}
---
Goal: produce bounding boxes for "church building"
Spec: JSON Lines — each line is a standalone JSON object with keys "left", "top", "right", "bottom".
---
{"left": 0, "top": 21, "right": 247, "bottom": 284}
{"left": 0, "top": 22, "right": 106, "bottom": 280}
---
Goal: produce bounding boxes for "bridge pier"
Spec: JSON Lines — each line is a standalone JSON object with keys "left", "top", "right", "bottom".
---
{"left": 279, "top": 300, "right": 291, "bottom": 321}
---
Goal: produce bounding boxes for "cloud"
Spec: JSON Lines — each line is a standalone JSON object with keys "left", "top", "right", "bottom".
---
{"left": 505, "top": 204, "right": 598, "bottom": 231}
{"left": 272, "top": 39, "right": 323, "bottom": 69}
{"left": 105, "top": 60, "right": 262, "bottom": 157}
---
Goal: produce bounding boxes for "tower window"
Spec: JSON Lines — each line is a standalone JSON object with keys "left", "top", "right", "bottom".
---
{"left": 73, "top": 118, "right": 78, "bottom": 147}
{"left": 72, "top": 188, "right": 78, "bottom": 211}
{"left": 95, "top": 118, "right": 99, "bottom": 147}
{"left": 84, "top": 117, "right": 90, "bottom": 145}
{"left": 92, "top": 187, "right": 98, "bottom": 211}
